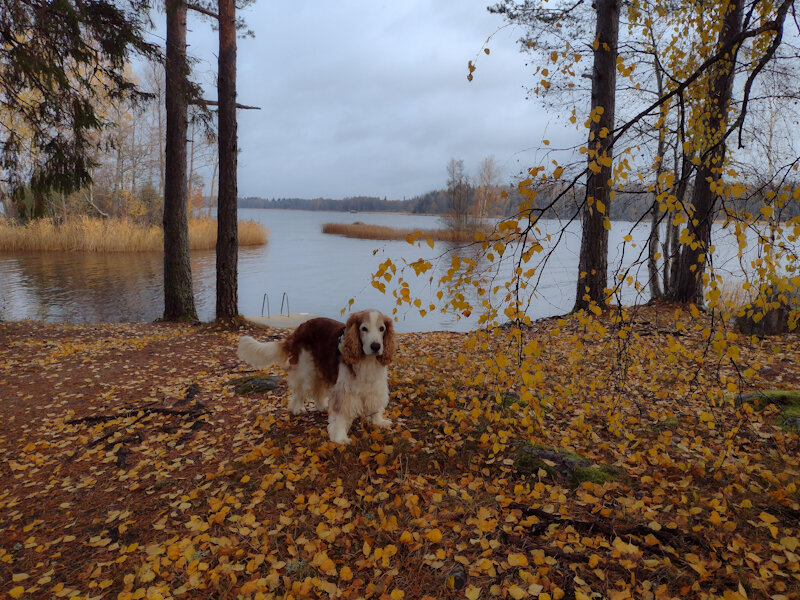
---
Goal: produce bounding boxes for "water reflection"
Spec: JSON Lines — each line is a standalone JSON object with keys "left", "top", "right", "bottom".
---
{"left": 0, "top": 209, "right": 761, "bottom": 331}
{"left": 0, "top": 250, "right": 218, "bottom": 323}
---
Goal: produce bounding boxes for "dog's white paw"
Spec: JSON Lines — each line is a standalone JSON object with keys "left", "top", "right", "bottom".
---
{"left": 327, "top": 419, "right": 352, "bottom": 444}
{"left": 372, "top": 415, "right": 392, "bottom": 429}
{"left": 289, "top": 404, "right": 307, "bottom": 415}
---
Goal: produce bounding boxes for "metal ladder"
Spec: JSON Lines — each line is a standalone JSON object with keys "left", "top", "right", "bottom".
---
{"left": 261, "top": 292, "right": 291, "bottom": 318}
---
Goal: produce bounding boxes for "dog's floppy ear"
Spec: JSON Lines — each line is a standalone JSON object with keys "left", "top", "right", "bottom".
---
{"left": 377, "top": 315, "right": 395, "bottom": 366}
{"left": 341, "top": 312, "right": 363, "bottom": 365}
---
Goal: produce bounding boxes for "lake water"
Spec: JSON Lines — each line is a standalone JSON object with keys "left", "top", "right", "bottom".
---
{"left": 0, "top": 209, "right": 754, "bottom": 332}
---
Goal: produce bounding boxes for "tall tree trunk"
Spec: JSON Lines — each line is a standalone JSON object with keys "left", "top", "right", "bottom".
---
{"left": 648, "top": 55, "right": 666, "bottom": 299}
{"left": 216, "top": 0, "right": 238, "bottom": 320}
{"left": 573, "top": 0, "right": 619, "bottom": 312}
{"left": 162, "top": 0, "right": 197, "bottom": 321}
{"left": 669, "top": 0, "right": 742, "bottom": 305}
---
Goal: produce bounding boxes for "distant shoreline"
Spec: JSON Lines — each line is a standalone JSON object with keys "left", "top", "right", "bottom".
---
{"left": 239, "top": 204, "right": 445, "bottom": 218}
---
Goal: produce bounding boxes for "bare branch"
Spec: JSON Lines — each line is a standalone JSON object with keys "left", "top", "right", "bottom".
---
{"left": 186, "top": 2, "right": 219, "bottom": 19}
{"left": 190, "top": 98, "right": 261, "bottom": 110}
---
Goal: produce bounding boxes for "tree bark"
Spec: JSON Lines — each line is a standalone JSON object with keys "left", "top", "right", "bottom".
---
{"left": 216, "top": 0, "right": 239, "bottom": 320}
{"left": 573, "top": 0, "right": 619, "bottom": 312}
{"left": 162, "top": 0, "right": 197, "bottom": 321}
{"left": 669, "top": 0, "right": 742, "bottom": 305}
{"left": 648, "top": 55, "right": 666, "bottom": 300}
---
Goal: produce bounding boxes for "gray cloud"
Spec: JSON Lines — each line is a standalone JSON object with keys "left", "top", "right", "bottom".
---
{"left": 175, "top": 0, "right": 581, "bottom": 199}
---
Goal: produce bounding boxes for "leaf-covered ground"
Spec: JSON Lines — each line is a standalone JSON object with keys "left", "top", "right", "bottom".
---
{"left": 1, "top": 307, "right": 798, "bottom": 600}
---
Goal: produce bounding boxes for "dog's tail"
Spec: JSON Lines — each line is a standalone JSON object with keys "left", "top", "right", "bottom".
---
{"left": 237, "top": 336, "right": 288, "bottom": 369}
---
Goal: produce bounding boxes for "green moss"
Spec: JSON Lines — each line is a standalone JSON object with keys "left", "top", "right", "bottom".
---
{"left": 758, "top": 390, "right": 800, "bottom": 406}
{"left": 499, "top": 393, "right": 527, "bottom": 409}
{"left": 779, "top": 404, "right": 800, "bottom": 433}
{"left": 650, "top": 417, "right": 679, "bottom": 433}
{"left": 229, "top": 374, "right": 280, "bottom": 395}
{"left": 529, "top": 443, "right": 585, "bottom": 462}
{"left": 515, "top": 455, "right": 557, "bottom": 478}
{"left": 571, "top": 465, "right": 618, "bottom": 487}
{"left": 512, "top": 441, "right": 554, "bottom": 478}
{"left": 739, "top": 389, "right": 800, "bottom": 408}
{"left": 738, "top": 390, "right": 800, "bottom": 433}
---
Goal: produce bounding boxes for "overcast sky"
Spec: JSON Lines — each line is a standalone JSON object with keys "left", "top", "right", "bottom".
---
{"left": 155, "top": 1, "right": 580, "bottom": 200}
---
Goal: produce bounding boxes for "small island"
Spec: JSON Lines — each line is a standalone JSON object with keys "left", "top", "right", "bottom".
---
{"left": 321, "top": 221, "right": 486, "bottom": 243}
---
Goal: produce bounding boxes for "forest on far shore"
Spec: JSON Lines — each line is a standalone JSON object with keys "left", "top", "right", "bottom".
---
{"left": 240, "top": 179, "right": 800, "bottom": 222}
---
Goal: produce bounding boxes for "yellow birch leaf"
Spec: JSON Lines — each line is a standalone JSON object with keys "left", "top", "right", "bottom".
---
{"left": 465, "top": 586, "right": 481, "bottom": 600}
{"left": 759, "top": 512, "right": 779, "bottom": 525}
{"left": 508, "top": 585, "right": 526, "bottom": 600}
{"left": 508, "top": 553, "right": 529, "bottom": 567}
{"left": 780, "top": 536, "right": 798, "bottom": 551}
{"left": 426, "top": 528, "right": 443, "bottom": 543}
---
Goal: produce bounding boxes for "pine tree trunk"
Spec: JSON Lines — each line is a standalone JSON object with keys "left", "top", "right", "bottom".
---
{"left": 216, "top": 0, "right": 239, "bottom": 321}
{"left": 669, "top": 0, "right": 742, "bottom": 305}
{"left": 573, "top": 0, "right": 619, "bottom": 312}
{"left": 162, "top": 0, "right": 197, "bottom": 322}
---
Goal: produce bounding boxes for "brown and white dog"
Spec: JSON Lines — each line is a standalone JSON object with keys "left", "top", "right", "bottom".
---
{"left": 237, "top": 310, "right": 395, "bottom": 444}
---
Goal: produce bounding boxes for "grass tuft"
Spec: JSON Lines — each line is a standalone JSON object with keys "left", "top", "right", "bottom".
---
{"left": 0, "top": 216, "right": 268, "bottom": 252}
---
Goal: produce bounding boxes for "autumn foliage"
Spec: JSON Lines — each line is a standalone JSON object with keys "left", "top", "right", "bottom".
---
{"left": 1, "top": 307, "right": 798, "bottom": 599}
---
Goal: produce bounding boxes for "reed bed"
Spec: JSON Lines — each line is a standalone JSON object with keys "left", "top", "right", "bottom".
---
{"left": 322, "top": 222, "right": 485, "bottom": 243}
{"left": 0, "top": 216, "right": 268, "bottom": 252}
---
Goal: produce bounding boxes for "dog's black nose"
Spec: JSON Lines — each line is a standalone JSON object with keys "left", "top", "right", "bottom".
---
{"left": 370, "top": 342, "right": 382, "bottom": 354}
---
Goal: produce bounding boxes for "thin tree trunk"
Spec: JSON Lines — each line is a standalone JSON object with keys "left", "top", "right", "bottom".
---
{"left": 129, "top": 122, "right": 137, "bottom": 198}
{"left": 648, "top": 55, "right": 666, "bottom": 299}
{"left": 574, "top": 0, "right": 619, "bottom": 312}
{"left": 114, "top": 136, "right": 123, "bottom": 215}
{"left": 216, "top": 0, "right": 238, "bottom": 320}
{"left": 157, "top": 76, "right": 165, "bottom": 195}
{"left": 187, "top": 120, "right": 195, "bottom": 214}
{"left": 669, "top": 0, "right": 742, "bottom": 305}
{"left": 163, "top": 0, "right": 197, "bottom": 321}
{"left": 208, "top": 158, "right": 218, "bottom": 218}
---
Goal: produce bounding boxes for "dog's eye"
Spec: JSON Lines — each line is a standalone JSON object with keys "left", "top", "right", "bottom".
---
{"left": 379, "top": 326, "right": 385, "bottom": 332}
{"left": 360, "top": 326, "right": 368, "bottom": 332}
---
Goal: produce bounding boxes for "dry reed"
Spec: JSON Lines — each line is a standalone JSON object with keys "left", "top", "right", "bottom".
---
{"left": 322, "top": 222, "right": 485, "bottom": 243}
{"left": 0, "top": 216, "right": 268, "bottom": 252}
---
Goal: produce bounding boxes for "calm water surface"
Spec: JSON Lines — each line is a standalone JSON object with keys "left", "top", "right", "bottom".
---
{"left": 0, "top": 209, "right": 752, "bottom": 331}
